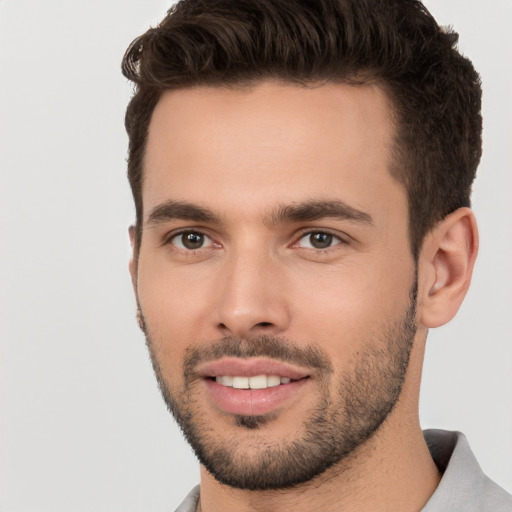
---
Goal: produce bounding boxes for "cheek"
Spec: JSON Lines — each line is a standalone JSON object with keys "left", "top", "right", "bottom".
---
{"left": 288, "top": 258, "right": 415, "bottom": 355}
{"left": 136, "top": 260, "right": 212, "bottom": 359}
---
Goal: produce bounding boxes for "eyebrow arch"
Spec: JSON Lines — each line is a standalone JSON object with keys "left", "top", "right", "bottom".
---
{"left": 266, "top": 200, "right": 373, "bottom": 226}
{"left": 146, "top": 200, "right": 222, "bottom": 226}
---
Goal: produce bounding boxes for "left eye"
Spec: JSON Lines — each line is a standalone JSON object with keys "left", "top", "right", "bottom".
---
{"left": 297, "top": 232, "right": 342, "bottom": 249}
{"left": 170, "top": 231, "right": 214, "bottom": 250}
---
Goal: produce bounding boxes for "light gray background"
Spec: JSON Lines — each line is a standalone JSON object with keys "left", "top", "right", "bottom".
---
{"left": 0, "top": 1, "right": 511, "bottom": 510}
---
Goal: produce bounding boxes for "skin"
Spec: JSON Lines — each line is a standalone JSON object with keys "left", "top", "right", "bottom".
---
{"left": 129, "top": 81, "right": 478, "bottom": 512}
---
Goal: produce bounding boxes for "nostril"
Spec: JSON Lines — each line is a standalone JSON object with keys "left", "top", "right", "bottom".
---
{"left": 256, "top": 322, "right": 273, "bottom": 328}
{"left": 216, "top": 318, "right": 282, "bottom": 338}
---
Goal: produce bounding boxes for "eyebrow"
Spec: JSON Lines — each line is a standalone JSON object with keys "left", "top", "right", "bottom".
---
{"left": 145, "top": 198, "right": 373, "bottom": 227}
{"left": 146, "top": 200, "right": 222, "bottom": 226}
{"left": 265, "top": 200, "right": 373, "bottom": 226}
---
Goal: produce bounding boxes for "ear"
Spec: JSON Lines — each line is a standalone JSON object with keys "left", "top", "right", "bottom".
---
{"left": 418, "top": 207, "right": 478, "bottom": 328}
{"left": 128, "top": 225, "right": 137, "bottom": 290}
{"left": 128, "top": 225, "right": 146, "bottom": 332}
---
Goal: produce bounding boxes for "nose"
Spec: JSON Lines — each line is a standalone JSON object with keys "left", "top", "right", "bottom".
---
{"left": 214, "top": 248, "right": 291, "bottom": 339}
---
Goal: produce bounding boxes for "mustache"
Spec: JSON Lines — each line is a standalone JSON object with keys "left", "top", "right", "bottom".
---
{"left": 183, "top": 335, "right": 332, "bottom": 377}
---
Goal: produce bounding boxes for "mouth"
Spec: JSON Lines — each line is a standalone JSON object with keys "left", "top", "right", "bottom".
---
{"left": 197, "top": 358, "right": 312, "bottom": 417}
{"left": 213, "top": 375, "right": 293, "bottom": 389}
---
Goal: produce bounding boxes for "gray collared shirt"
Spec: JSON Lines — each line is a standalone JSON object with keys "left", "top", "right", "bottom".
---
{"left": 175, "top": 430, "right": 512, "bottom": 511}
{"left": 422, "top": 429, "right": 511, "bottom": 511}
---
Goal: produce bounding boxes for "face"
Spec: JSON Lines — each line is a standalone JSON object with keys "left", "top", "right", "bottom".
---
{"left": 132, "top": 82, "right": 418, "bottom": 489}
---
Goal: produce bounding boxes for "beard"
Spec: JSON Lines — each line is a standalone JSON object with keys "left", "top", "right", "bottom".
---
{"left": 140, "top": 281, "right": 418, "bottom": 491}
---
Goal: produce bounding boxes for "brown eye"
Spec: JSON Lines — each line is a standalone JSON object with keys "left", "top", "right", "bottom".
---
{"left": 297, "top": 231, "right": 341, "bottom": 249}
{"left": 309, "top": 233, "right": 333, "bottom": 249}
{"left": 171, "top": 231, "right": 211, "bottom": 250}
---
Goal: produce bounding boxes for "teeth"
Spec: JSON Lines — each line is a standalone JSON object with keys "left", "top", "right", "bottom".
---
{"left": 249, "top": 375, "right": 268, "bottom": 389}
{"left": 232, "top": 376, "right": 249, "bottom": 389}
{"left": 267, "top": 375, "right": 281, "bottom": 387}
{"left": 215, "top": 375, "right": 294, "bottom": 389}
{"left": 217, "top": 376, "right": 234, "bottom": 386}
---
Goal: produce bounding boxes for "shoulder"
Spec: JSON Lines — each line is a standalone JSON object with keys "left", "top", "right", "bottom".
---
{"left": 423, "top": 429, "right": 512, "bottom": 511}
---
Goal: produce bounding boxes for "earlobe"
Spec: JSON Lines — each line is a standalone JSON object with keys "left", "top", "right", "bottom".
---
{"left": 136, "top": 307, "right": 146, "bottom": 333}
{"left": 128, "top": 225, "right": 137, "bottom": 289}
{"left": 128, "top": 225, "right": 144, "bottom": 330}
{"left": 419, "top": 207, "right": 478, "bottom": 328}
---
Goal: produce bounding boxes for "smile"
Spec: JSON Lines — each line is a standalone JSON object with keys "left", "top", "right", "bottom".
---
{"left": 196, "top": 358, "right": 312, "bottom": 416}
{"left": 215, "top": 375, "right": 292, "bottom": 389}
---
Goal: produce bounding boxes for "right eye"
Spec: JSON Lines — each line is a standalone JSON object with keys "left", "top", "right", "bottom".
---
{"left": 170, "top": 231, "right": 214, "bottom": 250}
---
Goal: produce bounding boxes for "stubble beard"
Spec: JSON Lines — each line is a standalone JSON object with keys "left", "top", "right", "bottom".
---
{"left": 141, "top": 282, "right": 418, "bottom": 491}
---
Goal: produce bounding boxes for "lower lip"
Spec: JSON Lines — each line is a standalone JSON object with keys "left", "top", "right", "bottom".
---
{"left": 203, "top": 378, "right": 310, "bottom": 416}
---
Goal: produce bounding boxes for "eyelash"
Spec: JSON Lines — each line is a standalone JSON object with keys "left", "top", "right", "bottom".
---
{"left": 292, "top": 229, "right": 347, "bottom": 252}
{"left": 165, "top": 229, "right": 347, "bottom": 253}
{"left": 166, "top": 230, "right": 218, "bottom": 252}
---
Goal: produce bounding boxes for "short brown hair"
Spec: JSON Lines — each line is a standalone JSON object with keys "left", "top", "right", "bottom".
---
{"left": 122, "top": 0, "right": 482, "bottom": 259}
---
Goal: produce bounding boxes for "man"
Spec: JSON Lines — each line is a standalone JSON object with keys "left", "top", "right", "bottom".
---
{"left": 122, "top": 0, "right": 512, "bottom": 510}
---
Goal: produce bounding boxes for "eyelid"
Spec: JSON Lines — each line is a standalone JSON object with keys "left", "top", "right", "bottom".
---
{"left": 292, "top": 229, "right": 348, "bottom": 249}
{"left": 164, "top": 228, "right": 219, "bottom": 250}
{"left": 161, "top": 226, "right": 350, "bottom": 252}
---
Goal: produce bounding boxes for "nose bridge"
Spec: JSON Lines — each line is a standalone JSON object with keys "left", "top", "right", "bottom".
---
{"left": 215, "top": 239, "right": 289, "bottom": 338}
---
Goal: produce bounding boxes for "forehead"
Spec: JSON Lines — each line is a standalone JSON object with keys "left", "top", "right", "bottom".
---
{"left": 143, "top": 81, "right": 404, "bottom": 223}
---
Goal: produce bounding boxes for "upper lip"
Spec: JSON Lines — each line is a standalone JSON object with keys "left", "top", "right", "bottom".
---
{"left": 196, "top": 357, "right": 311, "bottom": 380}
